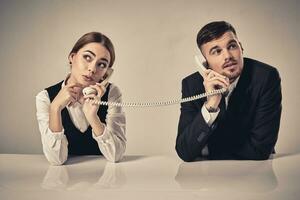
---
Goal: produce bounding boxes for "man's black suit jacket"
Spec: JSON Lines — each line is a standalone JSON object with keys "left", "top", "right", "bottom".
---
{"left": 176, "top": 58, "right": 282, "bottom": 162}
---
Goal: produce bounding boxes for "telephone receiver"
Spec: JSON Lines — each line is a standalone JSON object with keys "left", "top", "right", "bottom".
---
{"left": 100, "top": 68, "right": 114, "bottom": 87}
{"left": 194, "top": 54, "right": 229, "bottom": 95}
{"left": 82, "top": 68, "right": 114, "bottom": 96}
{"left": 194, "top": 54, "right": 208, "bottom": 78}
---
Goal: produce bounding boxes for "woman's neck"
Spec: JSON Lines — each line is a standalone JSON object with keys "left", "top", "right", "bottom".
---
{"left": 65, "top": 74, "right": 76, "bottom": 85}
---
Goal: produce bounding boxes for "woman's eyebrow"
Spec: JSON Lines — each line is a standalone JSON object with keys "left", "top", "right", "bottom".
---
{"left": 83, "top": 50, "right": 96, "bottom": 57}
{"left": 99, "top": 58, "right": 109, "bottom": 63}
{"left": 84, "top": 50, "right": 109, "bottom": 63}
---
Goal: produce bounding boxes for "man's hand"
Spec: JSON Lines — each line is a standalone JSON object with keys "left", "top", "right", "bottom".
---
{"left": 202, "top": 69, "right": 230, "bottom": 110}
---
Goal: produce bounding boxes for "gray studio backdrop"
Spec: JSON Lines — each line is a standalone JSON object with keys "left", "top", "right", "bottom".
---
{"left": 0, "top": 0, "right": 299, "bottom": 156}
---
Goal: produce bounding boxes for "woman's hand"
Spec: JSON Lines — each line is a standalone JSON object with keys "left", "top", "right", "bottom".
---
{"left": 49, "top": 83, "right": 82, "bottom": 132}
{"left": 51, "top": 83, "right": 82, "bottom": 111}
{"left": 82, "top": 83, "right": 107, "bottom": 124}
{"left": 82, "top": 83, "right": 107, "bottom": 136}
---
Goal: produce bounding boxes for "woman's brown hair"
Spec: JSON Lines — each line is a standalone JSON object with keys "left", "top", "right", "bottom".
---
{"left": 69, "top": 32, "right": 115, "bottom": 67}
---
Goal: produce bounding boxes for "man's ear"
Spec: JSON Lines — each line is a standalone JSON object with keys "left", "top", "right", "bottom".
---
{"left": 239, "top": 42, "right": 244, "bottom": 53}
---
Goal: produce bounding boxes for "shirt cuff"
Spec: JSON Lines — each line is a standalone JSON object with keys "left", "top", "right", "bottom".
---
{"left": 201, "top": 104, "right": 220, "bottom": 127}
{"left": 47, "top": 128, "right": 65, "bottom": 140}
{"left": 92, "top": 125, "right": 111, "bottom": 144}
{"left": 44, "top": 128, "right": 65, "bottom": 149}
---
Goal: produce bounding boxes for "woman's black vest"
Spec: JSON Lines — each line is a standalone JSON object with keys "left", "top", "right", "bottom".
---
{"left": 46, "top": 81, "right": 110, "bottom": 155}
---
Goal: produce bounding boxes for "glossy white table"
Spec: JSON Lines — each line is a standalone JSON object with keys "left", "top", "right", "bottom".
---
{"left": 0, "top": 154, "right": 299, "bottom": 200}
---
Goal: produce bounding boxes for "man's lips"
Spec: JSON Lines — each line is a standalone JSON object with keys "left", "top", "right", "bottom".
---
{"left": 223, "top": 61, "right": 238, "bottom": 68}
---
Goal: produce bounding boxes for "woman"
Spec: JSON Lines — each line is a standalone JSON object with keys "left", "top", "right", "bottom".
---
{"left": 36, "top": 32, "right": 126, "bottom": 165}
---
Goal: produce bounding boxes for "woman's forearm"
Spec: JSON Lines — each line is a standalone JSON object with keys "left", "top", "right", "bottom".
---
{"left": 49, "top": 103, "right": 63, "bottom": 132}
{"left": 89, "top": 116, "right": 105, "bottom": 136}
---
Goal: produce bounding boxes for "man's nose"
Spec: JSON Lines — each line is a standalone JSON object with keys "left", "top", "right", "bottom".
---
{"left": 223, "top": 49, "right": 233, "bottom": 62}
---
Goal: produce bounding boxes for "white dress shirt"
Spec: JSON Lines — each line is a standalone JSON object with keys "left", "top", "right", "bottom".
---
{"left": 36, "top": 82, "right": 126, "bottom": 165}
{"left": 201, "top": 77, "right": 240, "bottom": 156}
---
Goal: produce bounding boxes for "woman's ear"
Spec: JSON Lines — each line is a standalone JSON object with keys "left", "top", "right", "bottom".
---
{"left": 68, "top": 53, "right": 75, "bottom": 65}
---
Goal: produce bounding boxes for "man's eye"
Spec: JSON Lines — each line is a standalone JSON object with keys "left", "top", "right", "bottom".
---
{"left": 212, "top": 49, "right": 222, "bottom": 55}
{"left": 83, "top": 55, "right": 92, "bottom": 62}
{"left": 228, "top": 44, "right": 237, "bottom": 49}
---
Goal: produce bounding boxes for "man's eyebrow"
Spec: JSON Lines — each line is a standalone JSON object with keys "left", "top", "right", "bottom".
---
{"left": 83, "top": 50, "right": 96, "bottom": 57}
{"left": 228, "top": 39, "right": 238, "bottom": 44}
{"left": 209, "top": 45, "right": 220, "bottom": 54}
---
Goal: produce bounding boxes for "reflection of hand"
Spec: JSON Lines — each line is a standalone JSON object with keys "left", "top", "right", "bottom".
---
{"left": 94, "top": 162, "right": 127, "bottom": 189}
{"left": 41, "top": 156, "right": 126, "bottom": 191}
{"left": 202, "top": 70, "right": 229, "bottom": 109}
{"left": 41, "top": 166, "right": 69, "bottom": 190}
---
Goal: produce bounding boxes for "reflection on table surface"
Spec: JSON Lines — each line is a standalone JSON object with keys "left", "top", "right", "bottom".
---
{"left": 41, "top": 159, "right": 126, "bottom": 190}
{"left": 175, "top": 159, "right": 277, "bottom": 192}
{"left": 0, "top": 153, "right": 300, "bottom": 200}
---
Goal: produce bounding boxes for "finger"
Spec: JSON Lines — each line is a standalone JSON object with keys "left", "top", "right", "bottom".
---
{"left": 200, "top": 69, "right": 212, "bottom": 78}
{"left": 207, "top": 70, "right": 227, "bottom": 81}
{"left": 68, "top": 89, "right": 78, "bottom": 96}
{"left": 199, "top": 68, "right": 211, "bottom": 78}
{"left": 208, "top": 76, "right": 229, "bottom": 87}
{"left": 84, "top": 98, "right": 91, "bottom": 104}
{"left": 68, "top": 88, "right": 82, "bottom": 99}
{"left": 66, "top": 83, "right": 84, "bottom": 89}
{"left": 68, "top": 91, "right": 80, "bottom": 101}
{"left": 68, "top": 96, "right": 77, "bottom": 107}
{"left": 206, "top": 71, "right": 215, "bottom": 79}
{"left": 96, "top": 81, "right": 109, "bottom": 88}
{"left": 83, "top": 94, "right": 97, "bottom": 99}
{"left": 207, "top": 79, "right": 228, "bottom": 90}
{"left": 207, "top": 74, "right": 229, "bottom": 86}
{"left": 92, "top": 84, "right": 106, "bottom": 97}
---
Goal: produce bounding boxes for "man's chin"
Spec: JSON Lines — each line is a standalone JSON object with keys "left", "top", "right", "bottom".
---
{"left": 223, "top": 71, "right": 240, "bottom": 83}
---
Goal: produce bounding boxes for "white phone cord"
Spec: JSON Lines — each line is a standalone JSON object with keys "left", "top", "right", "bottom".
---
{"left": 95, "top": 88, "right": 226, "bottom": 107}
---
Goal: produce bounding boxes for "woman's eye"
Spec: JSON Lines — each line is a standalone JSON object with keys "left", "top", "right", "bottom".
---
{"left": 83, "top": 55, "right": 92, "bottom": 62}
{"left": 97, "top": 62, "right": 107, "bottom": 68}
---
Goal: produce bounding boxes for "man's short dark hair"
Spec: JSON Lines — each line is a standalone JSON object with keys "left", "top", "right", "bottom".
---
{"left": 196, "top": 21, "right": 237, "bottom": 50}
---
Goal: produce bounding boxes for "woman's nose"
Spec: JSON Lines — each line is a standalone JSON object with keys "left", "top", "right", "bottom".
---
{"left": 88, "top": 64, "right": 96, "bottom": 74}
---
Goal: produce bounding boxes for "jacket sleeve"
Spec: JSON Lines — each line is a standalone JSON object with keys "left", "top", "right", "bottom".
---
{"left": 233, "top": 68, "right": 282, "bottom": 160}
{"left": 176, "top": 78, "right": 212, "bottom": 162}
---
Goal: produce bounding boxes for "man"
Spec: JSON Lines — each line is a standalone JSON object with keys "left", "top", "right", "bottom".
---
{"left": 176, "top": 21, "right": 282, "bottom": 161}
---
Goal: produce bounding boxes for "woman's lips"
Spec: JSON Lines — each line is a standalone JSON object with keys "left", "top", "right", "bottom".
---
{"left": 82, "top": 75, "right": 94, "bottom": 82}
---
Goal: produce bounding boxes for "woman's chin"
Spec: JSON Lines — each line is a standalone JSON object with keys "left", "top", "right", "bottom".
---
{"left": 80, "top": 80, "right": 95, "bottom": 87}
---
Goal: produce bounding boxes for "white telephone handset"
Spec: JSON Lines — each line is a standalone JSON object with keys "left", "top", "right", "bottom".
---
{"left": 195, "top": 54, "right": 229, "bottom": 95}
{"left": 82, "top": 68, "right": 114, "bottom": 96}
{"left": 194, "top": 54, "right": 208, "bottom": 78}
